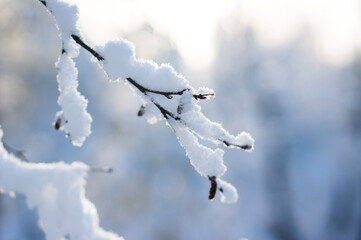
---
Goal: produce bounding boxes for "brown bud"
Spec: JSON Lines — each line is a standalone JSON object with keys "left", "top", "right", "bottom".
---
{"left": 208, "top": 176, "right": 217, "bottom": 200}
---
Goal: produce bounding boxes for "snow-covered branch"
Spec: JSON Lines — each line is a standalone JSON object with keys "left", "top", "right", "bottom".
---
{"left": 0, "top": 127, "right": 123, "bottom": 240}
{"left": 38, "top": 0, "right": 254, "bottom": 203}
{"left": 0, "top": 0, "right": 255, "bottom": 239}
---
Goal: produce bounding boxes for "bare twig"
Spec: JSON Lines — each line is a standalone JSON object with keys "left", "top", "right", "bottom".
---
{"left": 220, "top": 139, "right": 252, "bottom": 150}
{"left": 193, "top": 93, "right": 215, "bottom": 100}
{"left": 126, "top": 77, "right": 188, "bottom": 99}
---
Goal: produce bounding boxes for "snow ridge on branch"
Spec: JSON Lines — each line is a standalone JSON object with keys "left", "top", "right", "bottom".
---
{"left": 40, "top": 0, "right": 254, "bottom": 203}
{"left": 0, "top": 128, "right": 123, "bottom": 240}
{"left": 44, "top": 0, "right": 92, "bottom": 147}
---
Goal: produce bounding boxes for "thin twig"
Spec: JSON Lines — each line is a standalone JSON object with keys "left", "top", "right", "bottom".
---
{"left": 193, "top": 93, "right": 215, "bottom": 100}
{"left": 71, "top": 34, "right": 104, "bottom": 61}
{"left": 154, "top": 103, "right": 181, "bottom": 120}
{"left": 126, "top": 77, "right": 188, "bottom": 99}
{"left": 127, "top": 78, "right": 214, "bottom": 100}
{"left": 39, "top": 2, "right": 251, "bottom": 152}
{"left": 220, "top": 139, "right": 251, "bottom": 150}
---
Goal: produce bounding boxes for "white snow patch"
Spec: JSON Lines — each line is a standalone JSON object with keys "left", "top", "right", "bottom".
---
{"left": 56, "top": 53, "right": 92, "bottom": 147}
{"left": 218, "top": 178, "right": 239, "bottom": 204}
{"left": 0, "top": 127, "right": 123, "bottom": 240}
{"left": 172, "top": 122, "right": 226, "bottom": 177}
{"left": 46, "top": 0, "right": 80, "bottom": 38}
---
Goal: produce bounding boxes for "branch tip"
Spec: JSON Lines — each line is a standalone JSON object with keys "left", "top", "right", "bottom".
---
{"left": 154, "top": 103, "right": 181, "bottom": 121}
{"left": 126, "top": 77, "right": 189, "bottom": 98}
{"left": 221, "top": 140, "right": 252, "bottom": 150}
{"left": 193, "top": 93, "right": 215, "bottom": 100}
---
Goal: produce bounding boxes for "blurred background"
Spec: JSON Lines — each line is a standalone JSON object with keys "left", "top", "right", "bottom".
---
{"left": 0, "top": 0, "right": 360, "bottom": 239}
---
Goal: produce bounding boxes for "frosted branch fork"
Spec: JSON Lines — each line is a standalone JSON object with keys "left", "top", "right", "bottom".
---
{"left": 38, "top": 0, "right": 254, "bottom": 203}
{"left": 60, "top": 32, "right": 250, "bottom": 151}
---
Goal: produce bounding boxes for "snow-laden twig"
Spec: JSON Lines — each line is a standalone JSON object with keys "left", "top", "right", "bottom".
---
{"left": 43, "top": 0, "right": 92, "bottom": 147}
{"left": 0, "top": 127, "right": 123, "bottom": 240}
{"left": 38, "top": 0, "right": 254, "bottom": 202}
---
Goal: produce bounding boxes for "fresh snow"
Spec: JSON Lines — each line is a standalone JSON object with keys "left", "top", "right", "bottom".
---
{"left": 0, "top": 127, "right": 123, "bottom": 240}
{"left": 0, "top": 0, "right": 255, "bottom": 239}
{"left": 41, "top": 0, "right": 254, "bottom": 201}
{"left": 55, "top": 52, "right": 92, "bottom": 147}
{"left": 46, "top": 0, "right": 92, "bottom": 146}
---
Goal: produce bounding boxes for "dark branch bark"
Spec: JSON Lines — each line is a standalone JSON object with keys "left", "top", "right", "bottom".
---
{"left": 208, "top": 176, "right": 217, "bottom": 200}
{"left": 193, "top": 93, "right": 215, "bottom": 100}
{"left": 221, "top": 139, "right": 252, "bottom": 150}
{"left": 154, "top": 103, "right": 181, "bottom": 120}
{"left": 71, "top": 34, "right": 104, "bottom": 61}
{"left": 126, "top": 78, "right": 215, "bottom": 100}
{"left": 126, "top": 77, "right": 189, "bottom": 99}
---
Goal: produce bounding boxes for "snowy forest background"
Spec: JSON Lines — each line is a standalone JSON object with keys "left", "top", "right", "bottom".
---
{"left": 0, "top": 0, "right": 361, "bottom": 239}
